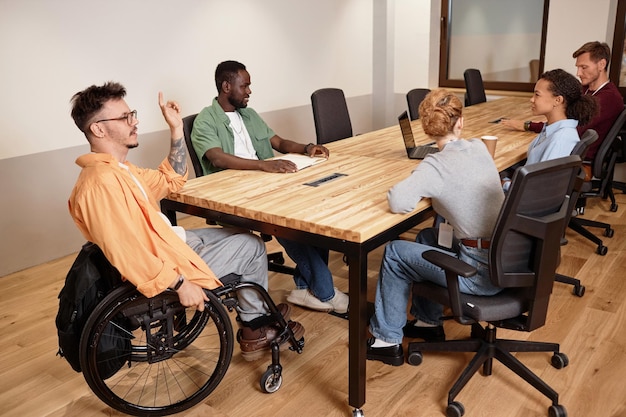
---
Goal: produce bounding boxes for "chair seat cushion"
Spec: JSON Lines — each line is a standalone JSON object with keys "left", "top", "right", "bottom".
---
{"left": 413, "top": 282, "right": 528, "bottom": 323}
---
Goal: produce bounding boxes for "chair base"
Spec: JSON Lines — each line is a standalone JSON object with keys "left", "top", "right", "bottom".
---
{"left": 407, "top": 323, "right": 567, "bottom": 413}
{"left": 568, "top": 217, "right": 612, "bottom": 255}
{"left": 555, "top": 273, "right": 586, "bottom": 297}
{"left": 267, "top": 251, "right": 296, "bottom": 275}
{"left": 613, "top": 180, "right": 626, "bottom": 193}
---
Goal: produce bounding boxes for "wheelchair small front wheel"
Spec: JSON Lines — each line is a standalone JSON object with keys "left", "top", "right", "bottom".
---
{"left": 80, "top": 285, "right": 234, "bottom": 416}
{"left": 260, "top": 366, "right": 283, "bottom": 393}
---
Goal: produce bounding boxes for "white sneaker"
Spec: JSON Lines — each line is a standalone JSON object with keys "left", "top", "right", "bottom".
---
{"left": 327, "top": 288, "right": 349, "bottom": 314}
{"left": 287, "top": 289, "right": 333, "bottom": 312}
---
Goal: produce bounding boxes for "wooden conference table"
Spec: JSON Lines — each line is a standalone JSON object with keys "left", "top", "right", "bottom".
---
{"left": 161, "top": 96, "right": 539, "bottom": 414}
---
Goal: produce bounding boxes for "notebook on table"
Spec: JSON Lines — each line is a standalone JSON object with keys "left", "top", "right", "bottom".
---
{"left": 272, "top": 153, "right": 327, "bottom": 170}
{"left": 398, "top": 111, "right": 439, "bottom": 159}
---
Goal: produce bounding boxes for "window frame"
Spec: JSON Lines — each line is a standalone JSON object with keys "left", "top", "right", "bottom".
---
{"left": 609, "top": 1, "right": 626, "bottom": 98}
{"left": 438, "top": 0, "right": 551, "bottom": 93}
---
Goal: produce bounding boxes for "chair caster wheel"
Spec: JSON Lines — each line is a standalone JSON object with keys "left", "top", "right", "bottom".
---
{"left": 407, "top": 350, "right": 423, "bottom": 366}
{"left": 604, "top": 228, "right": 614, "bottom": 237}
{"left": 352, "top": 408, "right": 364, "bottom": 417}
{"left": 446, "top": 401, "right": 465, "bottom": 417}
{"left": 260, "top": 367, "right": 283, "bottom": 393}
{"left": 549, "top": 404, "right": 567, "bottom": 417}
{"left": 551, "top": 352, "right": 569, "bottom": 369}
{"left": 610, "top": 203, "right": 618, "bottom": 212}
{"left": 597, "top": 245, "right": 608, "bottom": 256}
{"left": 573, "top": 285, "right": 585, "bottom": 297}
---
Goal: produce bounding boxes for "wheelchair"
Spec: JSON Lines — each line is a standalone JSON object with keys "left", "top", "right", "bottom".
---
{"left": 79, "top": 273, "right": 305, "bottom": 416}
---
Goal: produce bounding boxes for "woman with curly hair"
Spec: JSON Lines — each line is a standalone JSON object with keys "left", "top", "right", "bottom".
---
{"left": 525, "top": 68, "right": 598, "bottom": 164}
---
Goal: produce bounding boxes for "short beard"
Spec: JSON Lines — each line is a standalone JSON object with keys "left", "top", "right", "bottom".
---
{"left": 228, "top": 96, "right": 247, "bottom": 109}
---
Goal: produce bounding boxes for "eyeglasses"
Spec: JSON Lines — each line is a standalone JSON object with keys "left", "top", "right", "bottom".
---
{"left": 94, "top": 110, "right": 138, "bottom": 125}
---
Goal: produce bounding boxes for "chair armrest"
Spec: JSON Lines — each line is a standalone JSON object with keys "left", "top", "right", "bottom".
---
{"left": 422, "top": 250, "right": 477, "bottom": 325}
{"left": 422, "top": 250, "right": 477, "bottom": 277}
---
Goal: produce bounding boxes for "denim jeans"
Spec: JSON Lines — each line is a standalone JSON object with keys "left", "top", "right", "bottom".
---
{"left": 276, "top": 237, "right": 335, "bottom": 301}
{"left": 369, "top": 238, "right": 501, "bottom": 345}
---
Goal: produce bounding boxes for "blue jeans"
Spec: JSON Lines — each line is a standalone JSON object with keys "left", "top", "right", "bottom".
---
{"left": 276, "top": 237, "right": 335, "bottom": 301}
{"left": 369, "top": 239, "right": 502, "bottom": 344}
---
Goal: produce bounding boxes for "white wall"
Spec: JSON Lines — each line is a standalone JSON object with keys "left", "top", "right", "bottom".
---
{"left": 0, "top": 0, "right": 374, "bottom": 161}
{"left": 394, "top": 0, "right": 432, "bottom": 94}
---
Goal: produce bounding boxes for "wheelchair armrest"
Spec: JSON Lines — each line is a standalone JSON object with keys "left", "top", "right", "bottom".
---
{"left": 422, "top": 250, "right": 477, "bottom": 325}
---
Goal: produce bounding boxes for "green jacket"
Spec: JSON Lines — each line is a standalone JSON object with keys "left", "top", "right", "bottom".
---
{"left": 191, "top": 98, "right": 275, "bottom": 175}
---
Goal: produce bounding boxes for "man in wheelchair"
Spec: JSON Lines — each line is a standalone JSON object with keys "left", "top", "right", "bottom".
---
{"left": 68, "top": 82, "right": 304, "bottom": 361}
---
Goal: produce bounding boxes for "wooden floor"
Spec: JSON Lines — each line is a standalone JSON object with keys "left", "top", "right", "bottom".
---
{"left": 1, "top": 192, "right": 626, "bottom": 417}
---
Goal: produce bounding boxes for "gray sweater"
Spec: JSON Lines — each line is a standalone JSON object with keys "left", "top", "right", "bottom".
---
{"left": 388, "top": 139, "right": 505, "bottom": 240}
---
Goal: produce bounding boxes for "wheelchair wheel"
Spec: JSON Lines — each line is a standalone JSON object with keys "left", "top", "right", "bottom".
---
{"left": 80, "top": 284, "right": 234, "bottom": 416}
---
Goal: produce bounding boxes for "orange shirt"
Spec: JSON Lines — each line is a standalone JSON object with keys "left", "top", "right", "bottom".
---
{"left": 68, "top": 153, "right": 221, "bottom": 298}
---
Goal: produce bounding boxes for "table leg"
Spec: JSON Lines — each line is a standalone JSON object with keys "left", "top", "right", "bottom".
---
{"left": 348, "top": 249, "right": 368, "bottom": 411}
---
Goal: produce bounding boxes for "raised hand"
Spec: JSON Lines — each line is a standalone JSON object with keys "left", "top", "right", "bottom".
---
{"left": 158, "top": 91, "right": 183, "bottom": 134}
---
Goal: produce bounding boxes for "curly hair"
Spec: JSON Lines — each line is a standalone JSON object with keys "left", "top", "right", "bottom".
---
{"left": 215, "top": 60, "right": 246, "bottom": 93}
{"left": 418, "top": 89, "right": 463, "bottom": 137}
{"left": 539, "top": 69, "right": 598, "bottom": 126}
{"left": 70, "top": 82, "right": 126, "bottom": 134}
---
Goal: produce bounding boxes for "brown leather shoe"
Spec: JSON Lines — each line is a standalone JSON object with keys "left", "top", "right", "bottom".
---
{"left": 239, "top": 321, "right": 305, "bottom": 361}
{"left": 276, "top": 302, "right": 292, "bottom": 322}
{"left": 235, "top": 303, "right": 291, "bottom": 343}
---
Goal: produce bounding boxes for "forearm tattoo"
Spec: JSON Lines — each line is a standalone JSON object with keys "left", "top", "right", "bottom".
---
{"left": 169, "top": 137, "right": 187, "bottom": 175}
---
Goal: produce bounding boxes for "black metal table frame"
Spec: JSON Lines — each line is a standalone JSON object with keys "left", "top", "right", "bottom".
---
{"left": 161, "top": 198, "right": 433, "bottom": 414}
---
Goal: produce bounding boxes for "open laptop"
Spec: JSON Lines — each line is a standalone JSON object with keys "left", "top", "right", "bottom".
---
{"left": 398, "top": 111, "right": 439, "bottom": 159}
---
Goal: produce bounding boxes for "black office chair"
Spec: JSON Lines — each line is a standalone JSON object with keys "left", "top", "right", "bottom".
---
{"left": 406, "top": 155, "right": 581, "bottom": 417}
{"left": 310, "top": 88, "right": 353, "bottom": 144}
{"left": 612, "top": 116, "right": 626, "bottom": 193}
{"left": 568, "top": 107, "right": 626, "bottom": 255}
{"left": 182, "top": 114, "right": 203, "bottom": 178}
{"left": 463, "top": 68, "right": 487, "bottom": 107}
{"left": 554, "top": 129, "right": 598, "bottom": 297}
{"left": 406, "top": 88, "right": 431, "bottom": 120}
{"left": 181, "top": 114, "right": 295, "bottom": 276}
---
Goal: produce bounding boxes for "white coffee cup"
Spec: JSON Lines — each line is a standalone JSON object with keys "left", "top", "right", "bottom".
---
{"left": 481, "top": 135, "right": 498, "bottom": 158}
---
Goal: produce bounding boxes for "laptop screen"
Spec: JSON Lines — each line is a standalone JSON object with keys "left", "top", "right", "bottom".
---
{"left": 398, "top": 111, "right": 415, "bottom": 149}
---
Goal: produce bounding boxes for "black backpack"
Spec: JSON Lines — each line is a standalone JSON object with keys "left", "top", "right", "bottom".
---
{"left": 56, "top": 242, "right": 130, "bottom": 379}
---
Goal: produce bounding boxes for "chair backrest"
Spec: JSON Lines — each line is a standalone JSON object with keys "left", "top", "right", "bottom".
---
{"left": 311, "top": 88, "right": 353, "bottom": 144}
{"left": 529, "top": 59, "right": 540, "bottom": 82}
{"left": 463, "top": 68, "right": 487, "bottom": 106}
{"left": 182, "top": 113, "right": 203, "bottom": 178}
{"left": 591, "top": 106, "right": 626, "bottom": 180}
{"left": 563, "top": 129, "right": 598, "bottom": 223}
{"left": 571, "top": 129, "right": 598, "bottom": 160}
{"left": 406, "top": 88, "right": 431, "bottom": 121}
{"left": 489, "top": 155, "right": 581, "bottom": 330}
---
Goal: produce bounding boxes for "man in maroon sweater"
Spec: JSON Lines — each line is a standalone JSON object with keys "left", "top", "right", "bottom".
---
{"left": 502, "top": 41, "right": 623, "bottom": 162}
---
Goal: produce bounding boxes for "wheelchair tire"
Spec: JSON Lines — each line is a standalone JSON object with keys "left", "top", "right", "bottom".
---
{"left": 80, "top": 283, "right": 234, "bottom": 416}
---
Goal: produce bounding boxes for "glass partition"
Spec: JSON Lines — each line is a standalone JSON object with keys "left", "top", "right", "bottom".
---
{"left": 439, "top": 0, "right": 549, "bottom": 92}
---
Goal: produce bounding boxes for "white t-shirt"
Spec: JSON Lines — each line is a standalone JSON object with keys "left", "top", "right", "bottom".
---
{"left": 226, "top": 111, "right": 259, "bottom": 160}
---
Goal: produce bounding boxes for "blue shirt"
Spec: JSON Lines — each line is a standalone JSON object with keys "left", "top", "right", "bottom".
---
{"left": 526, "top": 119, "right": 580, "bottom": 165}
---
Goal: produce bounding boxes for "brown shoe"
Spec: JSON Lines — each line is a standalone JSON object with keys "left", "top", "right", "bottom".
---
{"left": 276, "top": 302, "right": 292, "bottom": 322}
{"left": 239, "top": 321, "right": 305, "bottom": 362}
